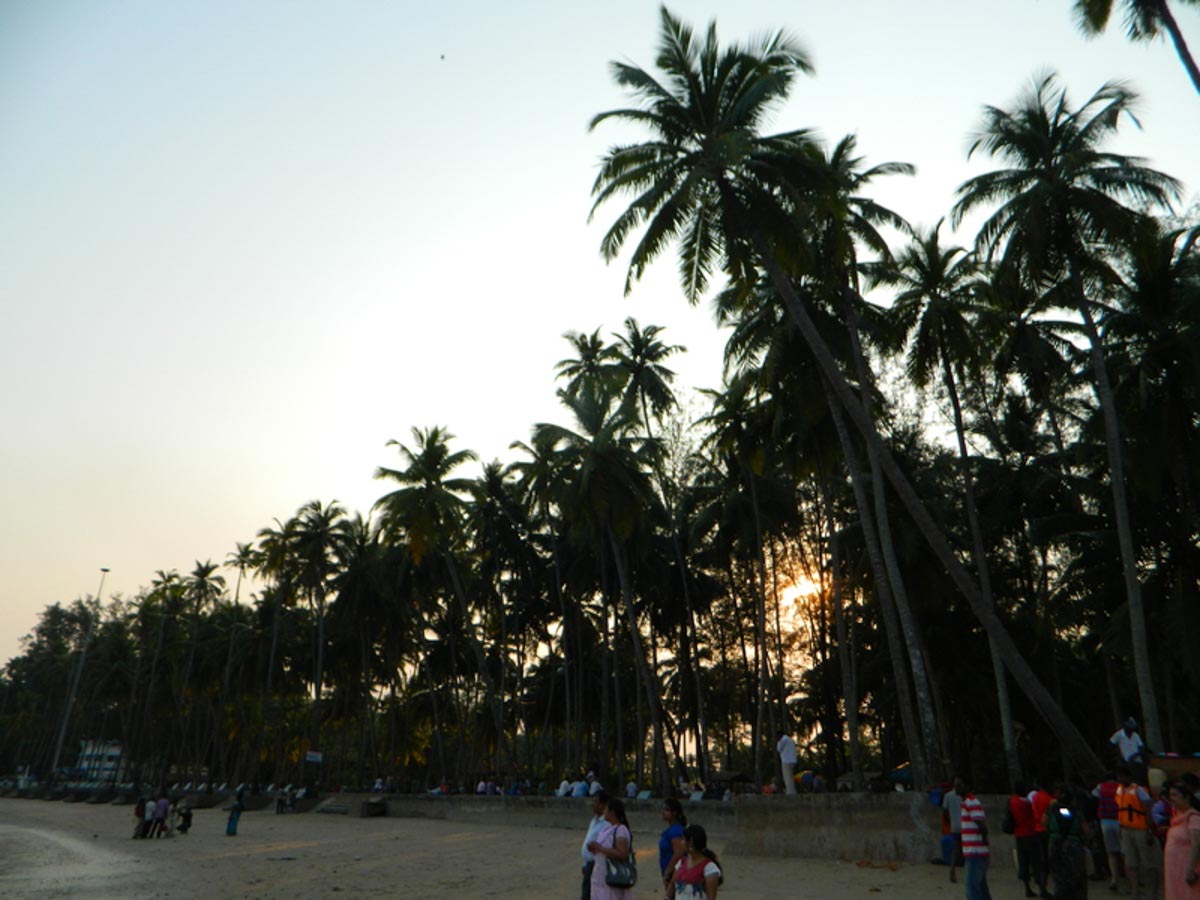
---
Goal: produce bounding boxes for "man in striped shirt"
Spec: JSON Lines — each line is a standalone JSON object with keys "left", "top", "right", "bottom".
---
{"left": 960, "top": 776, "right": 992, "bottom": 900}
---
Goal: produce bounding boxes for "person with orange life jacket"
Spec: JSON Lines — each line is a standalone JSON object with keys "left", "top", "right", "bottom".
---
{"left": 1116, "top": 764, "right": 1162, "bottom": 900}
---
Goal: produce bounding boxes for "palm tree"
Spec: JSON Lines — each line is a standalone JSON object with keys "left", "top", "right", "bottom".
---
{"left": 534, "top": 386, "right": 670, "bottom": 789}
{"left": 556, "top": 328, "right": 620, "bottom": 399}
{"left": 226, "top": 542, "right": 259, "bottom": 606}
{"left": 591, "top": 6, "right": 1101, "bottom": 773}
{"left": 611, "top": 317, "right": 684, "bottom": 438}
{"left": 953, "top": 73, "right": 1181, "bottom": 749}
{"left": 1072, "top": 0, "right": 1200, "bottom": 95}
{"left": 373, "top": 427, "right": 506, "bottom": 769}
{"left": 290, "top": 500, "right": 351, "bottom": 751}
{"left": 879, "top": 222, "right": 1023, "bottom": 784}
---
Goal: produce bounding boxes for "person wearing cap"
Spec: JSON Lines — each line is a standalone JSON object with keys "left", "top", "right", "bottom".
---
{"left": 1112, "top": 718, "right": 1150, "bottom": 785}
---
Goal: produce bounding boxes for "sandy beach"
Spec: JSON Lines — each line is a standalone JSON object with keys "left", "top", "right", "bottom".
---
{"left": 0, "top": 797, "right": 982, "bottom": 898}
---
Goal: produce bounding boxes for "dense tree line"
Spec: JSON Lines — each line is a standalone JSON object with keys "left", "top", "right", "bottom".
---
{"left": 2, "top": 7, "right": 1197, "bottom": 795}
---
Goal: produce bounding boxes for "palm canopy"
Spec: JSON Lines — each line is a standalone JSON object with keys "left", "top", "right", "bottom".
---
{"left": 533, "top": 388, "right": 661, "bottom": 542}
{"left": 611, "top": 316, "right": 684, "bottom": 429}
{"left": 872, "top": 220, "right": 986, "bottom": 389}
{"left": 374, "top": 426, "right": 478, "bottom": 564}
{"left": 1071, "top": 0, "right": 1200, "bottom": 95}
{"left": 589, "top": 4, "right": 817, "bottom": 301}
{"left": 952, "top": 73, "right": 1181, "bottom": 283}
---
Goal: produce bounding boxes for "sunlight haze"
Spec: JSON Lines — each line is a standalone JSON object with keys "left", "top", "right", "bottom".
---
{"left": 2, "top": 0, "right": 1197, "bottom": 664}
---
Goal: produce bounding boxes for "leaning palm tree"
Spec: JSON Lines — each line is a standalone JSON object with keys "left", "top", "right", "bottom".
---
{"left": 590, "top": 6, "right": 1101, "bottom": 772}
{"left": 1072, "top": 0, "right": 1200, "bottom": 95}
{"left": 876, "top": 222, "right": 1023, "bottom": 785}
{"left": 953, "top": 73, "right": 1181, "bottom": 749}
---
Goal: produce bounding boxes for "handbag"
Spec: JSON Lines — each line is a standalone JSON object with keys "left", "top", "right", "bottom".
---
{"left": 604, "top": 826, "right": 638, "bottom": 888}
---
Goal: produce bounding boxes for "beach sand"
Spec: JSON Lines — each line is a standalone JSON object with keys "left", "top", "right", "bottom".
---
{"left": 0, "top": 797, "right": 977, "bottom": 898}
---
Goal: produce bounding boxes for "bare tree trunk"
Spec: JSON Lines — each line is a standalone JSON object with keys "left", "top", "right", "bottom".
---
{"left": 940, "top": 351, "right": 1021, "bottom": 787}
{"left": 756, "top": 245, "right": 1102, "bottom": 773}
{"left": 825, "top": 386, "right": 930, "bottom": 786}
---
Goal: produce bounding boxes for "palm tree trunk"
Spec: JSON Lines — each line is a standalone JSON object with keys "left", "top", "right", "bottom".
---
{"left": 756, "top": 244, "right": 1102, "bottom": 773}
{"left": 1159, "top": 1, "right": 1200, "bottom": 95}
{"left": 825, "top": 381, "right": 930, "bottom": 786}
{"left": 747, "top": 474, "right": 773, "bottom": 791}
{"left": 444, "top": 554, "right": 505, "bottom": 770}
{"left": 940, "top": 351, "right": 1021, "bottom": 786}
{"left": 607, "top": 527, "right": 669, "bottom": 793}
{"left": 823, "top": 482, "right": 865, "bottom": 791}
{"left": 1077, "top": 302, "right": 1163, "bottom": 749}
{"left": 839, "top": 291, "right": 942, "bottom": 782}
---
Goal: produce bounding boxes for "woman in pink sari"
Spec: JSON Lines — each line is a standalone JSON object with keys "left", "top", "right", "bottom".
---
{"left": 587, "top": 797, "right": 635, "bottom": 900}
{"left": 1164, "top": 782, "right": 1200, "bottom": 900}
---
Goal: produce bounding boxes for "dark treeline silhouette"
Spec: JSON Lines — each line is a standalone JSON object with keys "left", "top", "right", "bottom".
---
{"left": 3, "top": 7, "right": 1198, "bottom": 796}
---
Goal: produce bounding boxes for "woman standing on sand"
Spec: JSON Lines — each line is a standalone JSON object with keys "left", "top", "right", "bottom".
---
{"left": 659, "top": 799, "right": 688, "bottom": 887}
{"left": 1164, "top": 781, "right": 1200, "bottom": 899}
{"left": 668, "top": 825, "right": 722, "bottom": 899}
{"left": 587, "top": 797, "right": 635, "bottom": 900}
{"left": 226, "top": 788, "right": 245, "bottom": 836}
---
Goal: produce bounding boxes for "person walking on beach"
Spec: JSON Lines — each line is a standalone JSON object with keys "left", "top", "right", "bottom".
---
{"left": 1094, "top": 772, "right": 1125, "bottom": 890}
{"left": 151, "top": 792, "right": 169, "bottom": 838}
{"left": 1046, "top": 781, "right": 1089, "bottom": 900}
{"left": 1164, "top": 781, "right": 1200, "bottom": 900}
{"left": 581, "top": 791, "right": 610, "bottom": 900}
{"left": 141, "top": 792, "right": 156, "bottom": 838}
{"left": 668, "top": 824, "right": 723, "bottom": 899}
{"left": 226, "top": 787, "right": 245, "bottom": 836}
{"left": 586, "top": 797, "right": 634, "bottom": 900}
{"left": 960, "top": 777, "right": 992, "bottom": 900}
{"left": 943, "top": 778, "right": 965, "bottom": 884}
{"left": 776, "top": 730, "right": 797, "bottom": 795}
{"left": 1009, "top": 782, "right": 1041, "bottom": 897}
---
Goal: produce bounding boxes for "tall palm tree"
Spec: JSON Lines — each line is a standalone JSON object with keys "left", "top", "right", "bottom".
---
{"left": 1072, "top": 0, "right": 1200, "bottom": 95}
{"left": 556, "top": 328, "right": 620, "bottom": 399}
{"left": 878, "top": 222, "right": 1022, "bottom": 785}
{"left": 953, "top": 73, "right": 1181, "bottom": 749}
{"left": 591, "top": 6, "right": 1101, "bottom": 773}
{"left": 534, "top": 386, "right": 670, "bottom": 789}
{"left": 373, "top": 427, "right": 506, "bottom": 768}
{"left": 290, "top": 500, "right": 351, "bottom": 751}
{"left": 611, "top": 317, "right": 684, "bottom": 439}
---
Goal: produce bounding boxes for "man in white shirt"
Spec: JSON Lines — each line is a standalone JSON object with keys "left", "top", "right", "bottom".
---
{"left": 776, "top": 730, "right": 798, "bottom": 795}
{"left": 1111, "top": 717, "right": 1149, "bottom": 783}
{"left": 587, "top": 771, "right": 604, "bottom": 797}
{"left": 580, "top": 791, "right": 609, "bottom": 900}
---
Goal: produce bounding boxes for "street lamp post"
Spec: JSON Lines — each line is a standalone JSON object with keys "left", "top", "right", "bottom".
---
{"left": 49, "top": 567, "right": 109, "bottom": 782}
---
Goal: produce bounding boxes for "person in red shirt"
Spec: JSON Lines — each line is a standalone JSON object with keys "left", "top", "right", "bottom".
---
{"left": 1010, "top": 783, "right": 1042, "bottom": 898}
{"left": 1029, "top": 780, "right": 1055, "bottom": 896}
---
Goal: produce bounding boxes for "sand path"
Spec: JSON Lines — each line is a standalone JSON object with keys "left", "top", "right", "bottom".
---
{"left": 0, "top": 797, "right": 989, "bottom": 897}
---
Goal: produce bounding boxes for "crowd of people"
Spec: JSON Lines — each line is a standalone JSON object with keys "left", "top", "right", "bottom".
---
{"left": 937, "top": 718, "right": 1200, "bottom": 900}
{"left": 131, "top": 792, "right": 192, "bottom": 839}
{"left": 578, "top": 791, "right": 723, "bottom": 900}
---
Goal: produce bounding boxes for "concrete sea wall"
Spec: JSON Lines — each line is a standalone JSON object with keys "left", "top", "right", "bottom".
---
{"left": 375, "top": 792, "right": 1017, "bottom": 864}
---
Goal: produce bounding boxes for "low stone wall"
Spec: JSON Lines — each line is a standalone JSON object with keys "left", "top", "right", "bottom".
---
{"left": 374, "top": 792, "right": 1022, "bottom": 864}
{"left": 378, "top": 794, "right": 734, "bottom": 837}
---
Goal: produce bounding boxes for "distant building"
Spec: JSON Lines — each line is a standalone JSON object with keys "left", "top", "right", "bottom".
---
{"left": 76, "top": 739, "right": 125, "bottom": 782}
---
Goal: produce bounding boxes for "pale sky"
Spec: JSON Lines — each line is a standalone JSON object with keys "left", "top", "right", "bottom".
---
{"left": 2, "top": 0, "right": 1197, "bottom": 665}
